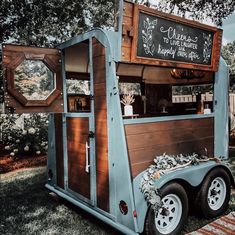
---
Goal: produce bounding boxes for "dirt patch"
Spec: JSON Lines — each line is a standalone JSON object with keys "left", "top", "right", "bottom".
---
{"left": 0, "top": 154, "right": 47, "bottom": 174}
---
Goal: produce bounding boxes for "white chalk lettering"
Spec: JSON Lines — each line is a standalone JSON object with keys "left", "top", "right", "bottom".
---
{"left": 188, "top": 51, "right": 200, "bottom": 61}
{"left": 160, "top": 26, "right": 198, "bottom": 43}
{"left": 170, "top": 40, "right": 180, "bottom": 46}
{"left": 181, "top": 41, "right": 197, "bottom": 49}
{"left": 177, "top": 50, "right": 188, "bottom": 58}
{"left": 158, "top": 44, "right": 176, "bottom": 58}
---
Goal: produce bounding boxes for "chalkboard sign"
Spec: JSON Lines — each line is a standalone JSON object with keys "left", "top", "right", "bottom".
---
{"left": 137, "top": 12, "right": 214, "bottom": 65}
{"left": 129, "top": 4, "right": 222, "bottom": 71}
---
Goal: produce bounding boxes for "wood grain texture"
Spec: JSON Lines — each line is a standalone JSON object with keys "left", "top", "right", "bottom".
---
{"left": 92, "top": 38, "right": 109, "bottom": 212}
{"left": 121, "top": 1, "right": 134, "bottom": 62}
{"left": 2, "top": 44, "right": 63, "bottom": 114}
{"left": 125, "top": 117, "right": 214, "bottom": 177}
{"left": 66, "top": 117, "right": 91, "bottom": 199}
{"left": 54, "top": 113, "right": 64, "bottom": 189}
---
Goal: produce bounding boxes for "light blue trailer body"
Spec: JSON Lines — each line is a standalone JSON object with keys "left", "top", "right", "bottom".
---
{"left": 45, "top": 27, "right": 234, "bottom": 234}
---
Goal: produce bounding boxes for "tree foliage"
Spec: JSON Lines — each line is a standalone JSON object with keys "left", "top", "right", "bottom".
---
{"left": 1, "top": 0, "right": 234, "bottom": 47}
{"left": 0, "top": 0, "right": 115, "bottom": 47}
{"left": 222, "top": 40, "right": 235, "bottom": 89}
{"left": 136, "top": 0, "right": 235, "bottom": 26}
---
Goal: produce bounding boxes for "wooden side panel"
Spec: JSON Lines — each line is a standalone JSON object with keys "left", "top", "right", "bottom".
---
{"left": 67, "top": 117, "right": 90, "bottom": 199}
{"left": 125, "top": 118, "right": 214, "bottom": 177}
{"left": 121, "top": 1, "right": 134, "bottom": 62}
{"left": 54, "top": 113, "right": 64, "bottom": 189}
{"left": 2, "top": 44, "right": 63, "bottom": 114}
{"left": 92, "top": 38, "right": 109, "bottom": 212}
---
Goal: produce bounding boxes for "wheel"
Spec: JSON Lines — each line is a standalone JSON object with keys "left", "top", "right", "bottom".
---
{"left": 145, "top": 183, "right": 188, "bottom": 235}
{"left": 196, "top": 168, "right": 231, "bottom": 219}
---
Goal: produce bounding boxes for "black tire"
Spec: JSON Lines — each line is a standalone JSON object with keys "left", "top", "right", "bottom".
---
{"left": 195, "top": 168, "right": 231, "bottom": 219}
{"left": 145, "top": 183, "right": 188, "bottom": 235}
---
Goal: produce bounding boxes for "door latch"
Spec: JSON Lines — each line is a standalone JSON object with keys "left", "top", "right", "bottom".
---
{"left": 88, "top": 131, "right": 95, "bottom": 138}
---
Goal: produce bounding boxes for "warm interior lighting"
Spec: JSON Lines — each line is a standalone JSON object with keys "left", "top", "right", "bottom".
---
{"left": 170, "top": 69, "right": 205, "bottom": 80}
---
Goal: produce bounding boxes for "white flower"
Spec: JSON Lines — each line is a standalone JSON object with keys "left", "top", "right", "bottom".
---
{"left": 8, "top": 136, "right": 12, "bottom": 140}
{"left": 36, "top": 151, "right": 41, "bottom": 155}
{"left": 22, "top": 130, "right": 27, "bottom": 135}
{"left": 28, "top": 128, "right": 36, "bottom": 134}
{"left": 10, "top": 152, "right": 15, "bottom": 156}
{"left": 4, "top": 146, "right": 10, "bottom": 150}
{"left": 24, "top": 146, "right": 29, "bottom": 152}
{"left": 13, "top": 149, "right": 18, "bottom": 153}
{"left": 16, "top": 139, "right": 20, "bottom": 143}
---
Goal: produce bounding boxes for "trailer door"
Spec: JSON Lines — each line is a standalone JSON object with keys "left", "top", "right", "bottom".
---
{"left": 2, "top": 44, "right": 64, "bottom": 113}
{"left": 65, "top": 114, "right": 94, "bottom": 203}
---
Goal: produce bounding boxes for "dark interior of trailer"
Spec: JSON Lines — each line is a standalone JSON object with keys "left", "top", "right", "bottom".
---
{"left": 64, "top": 40, "right": 91, "bottom": 113}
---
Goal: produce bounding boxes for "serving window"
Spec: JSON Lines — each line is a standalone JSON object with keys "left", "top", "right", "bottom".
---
{"left": 117, "top": 63, "right": 214, "bottom": 118}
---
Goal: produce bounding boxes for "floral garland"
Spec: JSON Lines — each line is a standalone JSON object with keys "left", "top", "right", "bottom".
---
{"left": 140, "top": 153, "right": 219, "bottom": 211}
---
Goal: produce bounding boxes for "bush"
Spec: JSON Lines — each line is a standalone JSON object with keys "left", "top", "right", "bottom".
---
{"left": 0, "top": 114, "right": 48, "bottom": 157}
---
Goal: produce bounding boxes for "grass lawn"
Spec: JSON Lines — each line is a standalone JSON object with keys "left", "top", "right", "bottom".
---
{"left": 0, "top": 157, "right": 234, "bottom": 235}
{"left": 0, "top": 167, "right": 119, "bottom": 235}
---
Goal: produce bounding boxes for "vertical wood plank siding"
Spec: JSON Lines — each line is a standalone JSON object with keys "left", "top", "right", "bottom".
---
{"left": 92, "top": 38, "right": 109, "bottom": 212}
{"left": 54, "top": 113, "right": 64, "bottom": 188}
{"left": 66, "top": 117, "right": 91, "bottom": 199}
{"left": 121, "top": 1, "right": 134, "bottom": 62}
{"left": 125, "top": 118, "right": 214, "bottom": 178}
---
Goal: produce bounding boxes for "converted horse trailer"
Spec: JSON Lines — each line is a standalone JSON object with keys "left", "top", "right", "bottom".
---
{"left": 1, "top": 1, "right": 234, "bottom": 234}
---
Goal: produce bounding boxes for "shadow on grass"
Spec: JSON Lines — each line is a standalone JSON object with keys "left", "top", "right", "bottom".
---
{"left": 0, "top": 168, "right": 120, "bottom": 235}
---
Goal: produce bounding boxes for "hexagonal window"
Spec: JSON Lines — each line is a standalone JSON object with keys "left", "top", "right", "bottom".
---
{"left": 14, "top": 60, "right": 55, "bottom": 100}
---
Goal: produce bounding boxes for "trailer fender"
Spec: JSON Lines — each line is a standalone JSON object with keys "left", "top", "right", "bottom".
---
{"left": 132, "top": 161, "right": 233, "bottom": 233}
